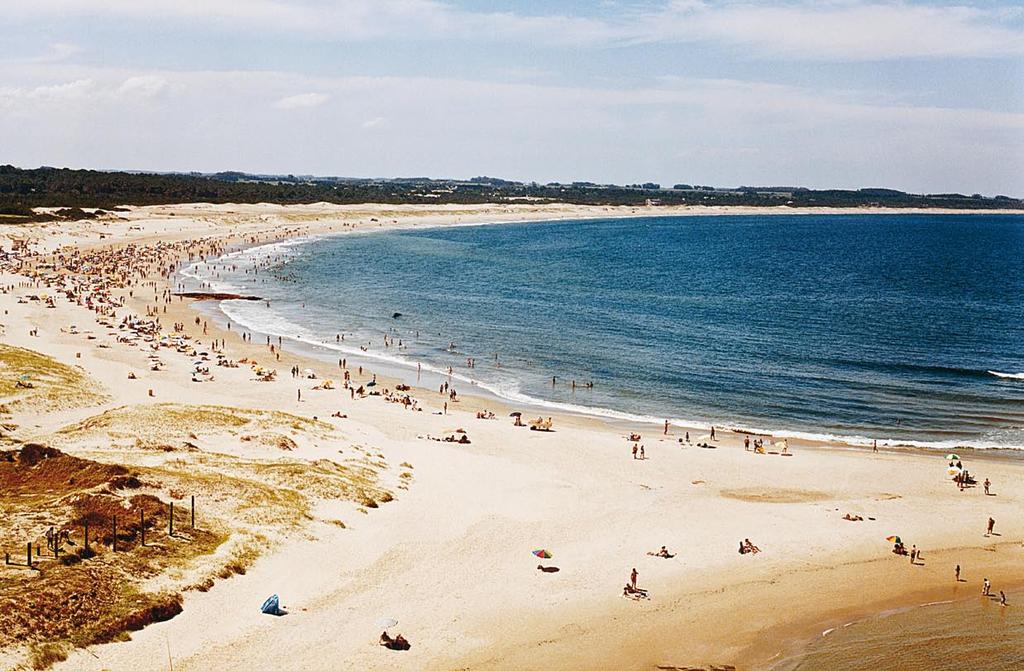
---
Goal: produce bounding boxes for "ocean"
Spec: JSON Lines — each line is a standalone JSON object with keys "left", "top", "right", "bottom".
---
{"left": 181, "top": 213, "right": 1024, "bottom": 449}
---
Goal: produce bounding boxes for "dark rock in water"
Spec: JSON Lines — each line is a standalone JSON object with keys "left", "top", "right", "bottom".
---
{"left": 392, "top": 312, "right": 402, "bottom": 319}
{"left": 174, "top": 292, "right": 262, "bottom": 301}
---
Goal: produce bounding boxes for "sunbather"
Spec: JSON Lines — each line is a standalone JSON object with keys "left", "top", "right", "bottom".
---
{"left": 647, "top": 545, "right": 674, "bottom": 558}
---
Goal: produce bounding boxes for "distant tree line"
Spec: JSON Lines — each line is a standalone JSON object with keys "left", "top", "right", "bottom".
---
{"left": 0, "top": 165, "right": 1019, "bottom": 223}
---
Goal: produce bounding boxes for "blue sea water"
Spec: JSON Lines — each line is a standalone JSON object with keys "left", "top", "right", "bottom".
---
{"left": 184, "top": 214, "right": 1024, "bottom": 449}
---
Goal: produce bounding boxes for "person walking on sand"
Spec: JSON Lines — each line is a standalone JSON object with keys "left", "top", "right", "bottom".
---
{"left": 910, "top": 545, "right": 917, "bottom": 564}
{"left": 664, "top": 420, "right": 669, "bottom": 436}
{"left": 297, "top": 389, "right": 301, "bottom": 402}
{"left": 710, "top": 426, "right": 716, "bottom": 441}
{"left": 986, "top": 517, "right": 995, "bottom": 536}
{"left": 983, "top": 578, "right": 990, "bottom": 596}
{"left": 873, "top": 439, "right": 878, "bottom": 453}
{"left": 1000, "top": 591, "right": 1007, "bottom": 606}
{"left": 984, "top": 478, "right": 991, "bottom": 495}
{"left": 955, "top": 564, "right": 961, "bottom": 582}
{"left": 639, "top": 445, "right": 645, "bottom": 460}
{"left": 632, "top": 443, "right": 638, "bottom": 460}
{"left": 630, "top": 568, "right": 638, "bottom": 591}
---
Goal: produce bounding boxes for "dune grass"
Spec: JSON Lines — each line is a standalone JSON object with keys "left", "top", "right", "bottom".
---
{"left": 54, "top": 403, "right": 334, "bottom": 447}
{"left": 0, "top": 344, "right": 106, "bottom": 412}
{"left": 1, "top": 402, "right": 398, "bottom": 668}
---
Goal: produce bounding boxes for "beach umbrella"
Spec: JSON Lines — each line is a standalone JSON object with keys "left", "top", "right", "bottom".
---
{"left": 945, "top": 453, "right": 960, "bottom": 461}
{"left": 532, "top": 549, "right": 552, "bottom": 559}
{"left": 885, "top": 536, "right": 901, "bottom": 543}
{"left": 509, "top": 411, "right": 522, "bottom": 417}
{"left": 375, "top": 617, "right": 398, "bottom": 629}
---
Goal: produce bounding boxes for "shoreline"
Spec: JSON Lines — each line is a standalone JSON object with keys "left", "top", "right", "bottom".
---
{"left": 1, "top": 201, "right": 1021, "bottom": 671}
{"left": 179, "top": 209, "right": 1024, "bottom": 454}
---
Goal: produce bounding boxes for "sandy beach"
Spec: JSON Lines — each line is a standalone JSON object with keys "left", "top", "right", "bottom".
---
{"left": 1, "top": 202, "right": 1022, "bottom": 671}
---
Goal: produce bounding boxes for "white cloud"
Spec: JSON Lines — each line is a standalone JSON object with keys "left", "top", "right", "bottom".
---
{"left": 273, "top": 92, "right": 329, "bottom": 109}
{"left": 0, "top": 64, "right": 1019, "bottom": 194}
{"left": 636, "top": 2, "right": 1024, "bottom": 60}
{"left": 117, "top": 75, "right": 170, "bottom": 98}
{"left": 26, "top": 78, "right": 94, "bottom": 100}
{"left": 6, "top": 1, "right": 1021, "bottom": 60}
{"left": 0, "top": 42, "right": 83, "bottom": 65}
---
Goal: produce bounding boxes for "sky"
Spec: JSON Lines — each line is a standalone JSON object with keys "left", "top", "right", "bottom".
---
{"left": 1, "top": 1, "right": 1022, "bottom": 195}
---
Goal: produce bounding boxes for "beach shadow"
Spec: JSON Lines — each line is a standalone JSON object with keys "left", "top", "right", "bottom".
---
{"left": 536, "top": 565, "right": 560, "bottom": 573}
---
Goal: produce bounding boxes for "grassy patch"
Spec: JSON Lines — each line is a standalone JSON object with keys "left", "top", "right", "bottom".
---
{"left": 54, "top": 403, "right": 333, "bottom": 447}
{"left": 0, "top": 344, "right": 106, "bottom": 412}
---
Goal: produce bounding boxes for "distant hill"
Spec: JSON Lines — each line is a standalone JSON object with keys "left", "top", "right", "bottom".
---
{"left": 0, "top": 165, "right": 1019, "bottom": 222}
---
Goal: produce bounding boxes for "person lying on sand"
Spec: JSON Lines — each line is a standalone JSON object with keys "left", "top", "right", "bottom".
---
{"left": 842, "top": 513, "right": 863, "bottom": 521}
{"left": 380, "top": 632, "right": 411, "bottom": 650}
{"left": 331, "top": 411, "right": 347, "bottom": 418}
{"left": 622, "top": 584, "right": 649, "bottom": 599}
{"left": 739, "top": 539, "right": 760, "bottom": 554}
{"left": 441, "top": 434, "right": 471, "bottom": 444}
{"left": 647, "top": 545, "right": 674, "bottom": 558}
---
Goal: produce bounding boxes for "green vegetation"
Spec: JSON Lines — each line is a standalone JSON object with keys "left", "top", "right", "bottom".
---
{"left": 1, "top": 165, "right": 1019, "bottom": 221}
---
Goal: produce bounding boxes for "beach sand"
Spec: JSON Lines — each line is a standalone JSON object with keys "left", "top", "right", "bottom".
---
{"left": 0, "top": 202, "right": 1021, "bottom": 671}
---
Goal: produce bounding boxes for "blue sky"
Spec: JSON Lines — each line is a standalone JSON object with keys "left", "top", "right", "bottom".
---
{"left": 1, "top": 1, "right": 1022, "bottom": 194}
